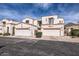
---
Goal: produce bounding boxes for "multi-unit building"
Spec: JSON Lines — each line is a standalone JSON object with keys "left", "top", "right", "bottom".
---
{"left": 15, "top": 17, "right": 39, "bottom": 37}
{"left": 41, "top": 15, "right": 64, "bottom": 36}
{"left": 0, "top": 15, "right": 64, "bottom": 37}
{"left": 65, "top": 23, "right": 79, "bottom": 35}
{"left": 0, "top": 19, "right": 19, "bottom": 36}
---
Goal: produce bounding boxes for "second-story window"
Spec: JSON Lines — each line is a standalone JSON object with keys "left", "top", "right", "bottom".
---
{"left": 59, "top": 20, "right": 63, "bottom": 24}
{"left": 26, "top": 20, "right": 29, "bottom": 24}
{"left": 3, "top": 21, "right": 6, "bottom": 27}
{"left": 38, "top": 21, "right": 42, "bottom": 26}
{"left": 49, "top": 18, "right": 54, "bottom": 25}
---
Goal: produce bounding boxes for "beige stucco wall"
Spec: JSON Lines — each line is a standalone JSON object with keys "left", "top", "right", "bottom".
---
{"left": 42, "top": 15, "right": 64, "bottom": 25}
{"left": 1, "top": 19, "right": 18, "bottom": 35}
{"left": 33, "top": 20, "right": 38, "bottom": 26}
{"left": 41, "top": 15, "right": 64, "bottom": 36}
{"left": 0, "top": 21, "right": 2, "bottom": 33}
{"left": 42, "top": 24, "right": 64, "bottom": 28}
{"left": 22, "top": 18, "right": 38, "bottom": 26}
{"left": 15, "top": 23, "right": 30, "bottom": 28}
{"left": 22, "top": 18, "right": 33, "bottom": 24}
{"left": 0, "top": 16, "right": 64, "bottom": 37}
{"left": 0, "top": 26, "right": 2, "bottom": 33}
{"left": 15, "top": 22, "right": 38, "bottom": 37}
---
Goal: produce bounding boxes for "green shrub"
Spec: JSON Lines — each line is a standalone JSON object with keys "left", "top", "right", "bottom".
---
{"left": 0, "top": 33, "right": 2, "bottom": 35}
{"left": 70, "top": 29, "right": 79, "bottom": 37}
{"left": 77, "top": 33, "right": 79, "bottom": 37}
{"left": 3, "top": 33, "right": 10, "bottom": 36}
{"left": 35, "top": 32, "right": 42, "bottom": 38}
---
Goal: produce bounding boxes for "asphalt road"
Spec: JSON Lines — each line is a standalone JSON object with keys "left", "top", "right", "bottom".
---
{"left": 0, "top": 37, "right": 79, "bottom": 56}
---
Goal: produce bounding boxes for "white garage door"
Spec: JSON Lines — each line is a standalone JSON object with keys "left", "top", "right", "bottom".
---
{"left": 43, "top": 30, "right": 60, "bottom": 36}
{"left": 15, "top": 29, "right": 32, "bottom": 36}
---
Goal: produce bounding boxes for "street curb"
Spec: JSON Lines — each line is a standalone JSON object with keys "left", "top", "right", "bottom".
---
{"left": 0, "top": 36, "right": 44, "bottom": 40}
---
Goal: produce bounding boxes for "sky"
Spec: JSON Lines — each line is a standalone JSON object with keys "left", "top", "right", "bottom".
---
{"left": 0, "top": 3, "right": 79, "bottom": 23}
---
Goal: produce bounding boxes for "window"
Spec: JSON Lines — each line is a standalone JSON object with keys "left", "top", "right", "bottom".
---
{"left": 46, "top": 18, "right": 47, "bottom": 21}
{"left": 3, "top": 21, "right": 6, "bottom": 27}
{"left": 49, "top": 18, "right": 54, "bottom": 25}
{"left": 3, "top": 21, "right": 6, "bottom": 24}
{"left": 26, "top": 20, "right": 29, "bottom": 24}
{"left": 59, "top": 21, "right": 61, "bottom": 23}
{"left": 59, "top": 21, "right": 63, "bottom": 24}
{"left": 38, "top": 21, "right": 42, "bottom": 26}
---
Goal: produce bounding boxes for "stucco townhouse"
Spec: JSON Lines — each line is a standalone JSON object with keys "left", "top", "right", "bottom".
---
{"left": 0, "top": 15, "right": 64, "bottom": 37}
{"left": 0, "top": 18, "right": 19, "bottom": 36}
{"left": 15, "top": 17, "right": 40, "bottom": 37}
{"left": 41, "top": 15, "right": 64, "bottom": 37}
{"left": 65, "top": 23, "right": 79, "bottom": 36}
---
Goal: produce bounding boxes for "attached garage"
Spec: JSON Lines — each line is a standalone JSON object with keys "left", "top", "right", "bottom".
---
{"left": 42, "top": 28, "right": 61, "bottom": 36}
{"left": 0, "top": 26, "right": 2, "bottom": 33}
{"left": 15, "top": 28, "right": 32, "bottom": 36}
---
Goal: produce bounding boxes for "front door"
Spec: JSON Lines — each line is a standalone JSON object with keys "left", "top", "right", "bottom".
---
{"left": 7, "top": 27, "right": 9, "bottom": 33}
{"left": 34, "top": 30, "right": 37, "bottom": 37}
{"left": 12, "top": 27, "right": 15, "bottom": 36}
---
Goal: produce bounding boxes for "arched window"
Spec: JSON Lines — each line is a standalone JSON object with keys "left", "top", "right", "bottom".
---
{"left": 59, "top": 20, "right": 63, "bottom": 24}
{"left": 59, "top": 21, "right": 61, "bottom": 23}
{"left": 3, "top": 21, "right": 6, "bottom": 27}
{"left": 26, "top": 20, "right": 29, "bottom": 24}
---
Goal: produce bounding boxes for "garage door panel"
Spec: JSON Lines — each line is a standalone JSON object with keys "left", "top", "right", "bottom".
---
{"left": 43, "top": 30, "right": 60, "bottom": 36}
{"left": 15, "top": 30, "right": 32, "bottom": 36}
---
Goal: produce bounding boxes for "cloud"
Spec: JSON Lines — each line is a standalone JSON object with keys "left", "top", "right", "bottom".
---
{"left": 0, "top": 3, "right": 79, "bottom": 24}
{"left": 0, "top": 9, "right": 22, "bottom": 20}
{"left": 0, "top": 4, "right": 37, "bottom": 21}
{"left": 60, "top": 11, "right": 79, "bottom": 23}
{"left": 0, "top": 10, "right": 36, "bottom": 21}
{"left": 34, "top": 3, "right": 51, "bottom": 9}
{"left": 0, "top": 9, "right": 37, "bottom": 21}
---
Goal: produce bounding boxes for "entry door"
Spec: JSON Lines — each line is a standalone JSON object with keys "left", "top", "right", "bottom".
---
{"left": 7, "top": 27, "right": 9, "bottom": 33}
{"left": 12, "top": 27, "right": 15, "bottom": 36}
{"left": 32, "top": 30, "right": 37, "bottom": 37}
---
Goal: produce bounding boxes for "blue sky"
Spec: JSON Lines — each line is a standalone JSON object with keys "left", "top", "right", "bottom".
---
{"left": 0, "top": 3, "right": 79, "bottom": 23}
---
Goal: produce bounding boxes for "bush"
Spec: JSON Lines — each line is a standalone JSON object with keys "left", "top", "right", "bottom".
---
{"left": 0, "top": 33, "right": 2, "bottom": 35}
{"left": 35, "top": 32, "right": 42, "bottom": 38}
{"left": 3, "top": 33, "right": 10, "bottom": 36}
{"left": 70, "top": 29, "right": 79, "bottom": 37}
{"left": 77, "top": 33, "right": 79, "bottom": 37}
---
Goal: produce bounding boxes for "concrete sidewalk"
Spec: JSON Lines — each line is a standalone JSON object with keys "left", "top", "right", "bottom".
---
{"left": 0, "top": 35, "right": 44, "bottom": 40}
{"left": 0, "top": 35, "right": 79, "bottom": 43}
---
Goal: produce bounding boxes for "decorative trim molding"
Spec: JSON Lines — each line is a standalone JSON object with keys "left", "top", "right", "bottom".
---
{"left": 16, "top": 28, "right": 29, "bottom": 30}
{"left": 42, "top": 23, "right": 64, "bottom": 25}
{"left": 43, "top": 28, "right": 60, "bottom": 30}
